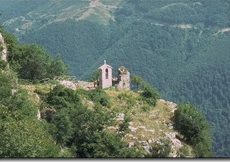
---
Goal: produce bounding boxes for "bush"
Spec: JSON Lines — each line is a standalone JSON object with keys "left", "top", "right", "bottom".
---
{"left": 118, "top": 114, "right": 131, "bottom": 135}
{"left": 149, "top": 139, "right": 171, "bottom": 158}
{"left": 174, "top": 104, "right": 213, "bottom": 157}
{"left": 47, "top": 85, "right": 81, "bottom": 110}
{"left": 131, "top": 75, "right": 143, "bottom": 90}
{"left": 178, "top": 145, "right": 193, "bottom": 158}
{"left": 48, "top": 58, "right": 68, "bottom": 79}
{"left": 0, "top": 60, "right": 7, "bottom": 69}
{"left": 0, "top": 119, "right": 60, "bottom": 158}
{"left": 0, "top": 72, "right": 12, "bottom": 99}
{"left": 130, "top": 75, "right": 160, "bottom": 106}
{"left": 45, "top": 85, "right": 144, "bottom": 158}
{"left": 0, "top": 71, "right": 59, "bottom": 158}
{"left": 141, "top": 84, "right": 160, "bottom": 106}
{"left": 87, "top": 88, "right": 111, "bottom": 107}
{"left": 117, "top": 93, "right": 136, "bottom": 107}
{"left": 0, "top": 29, "right": 67, "bottom": 82}
{"left": 141, "top": 105, "right": 151, "bottom": 112}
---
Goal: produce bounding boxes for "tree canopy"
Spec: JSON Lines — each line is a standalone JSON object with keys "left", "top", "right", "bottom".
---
{"left": 174, "top": 104, "right": 213, "bottom": 157}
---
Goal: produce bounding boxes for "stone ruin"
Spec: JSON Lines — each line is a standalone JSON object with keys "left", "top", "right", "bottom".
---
{"left": 98, "top": 60, "right": 130, "bottom": 90}
{"left": 58, "top": 60, "right": 131, "bottom": 91}
{"left": 115, "top": 66, "right": 130, "bottom": 90}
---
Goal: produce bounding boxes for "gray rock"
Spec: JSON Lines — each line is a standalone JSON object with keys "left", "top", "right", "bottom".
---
{"left": 128, "top": 126, "right": 137, "bottom": 133}
{"left": 128, "top": 142, "right": 135, "bottom": 148}
{"left": 59, "top": 80, "right": 77, "bottom": 90}
{"left": 0, "top": 33, "right": 8, "bottom": 62}
{"left": 117, "top": 113, "right": 125, "bottom": 121}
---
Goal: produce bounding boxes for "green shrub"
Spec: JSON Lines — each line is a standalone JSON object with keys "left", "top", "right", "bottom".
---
{"left": 141, "top": 84, "right": 160, "bottom": 106}
{"left": 45, "top": 85, "right": 144, "bottom": 158}
{"left": 0, "top": 72, "right": 12, "bottom": 99}
{"left": 87, "top": 88, "right": 111, "bottom": 107}
{"left": 117, "top": 93, "right": 136, "bottom": 107}
{"left": 149, "top": 139, "right": 171, "bottom": 158}
{"left": 118, "top": 114, "right": 131, "bottom": 135}
{"left": 141, "top": 105, "right": 151, "bottom": 112}
{"left": 0, "top": 29, "right": 67, "bottom": 82}
{"left": 178, "top": 145, "right": 193, "bottom": 157}
{"left": 47, "top": 85, "right": 81, "bottom": 110}
{"left": 174, "top": 104, "right": 213, "bottom": 157}
{"left": 0, "top": 60, "right": 7, "bottom": 69}
{"left": 0, "top": 119, "right": 60, "bottom": 158}
{"left": 0, "top": 71, "right": 59, "bottom": 158}
{"left": 131, "top": 75, "right": 143, "bottom": 90}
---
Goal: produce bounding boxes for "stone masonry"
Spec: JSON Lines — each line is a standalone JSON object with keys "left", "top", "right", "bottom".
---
{"left": 98, "top": 60, "right": 130, "bottom": 90}
{"left": 116, "top": 66, "right": 130, "bottom": 90}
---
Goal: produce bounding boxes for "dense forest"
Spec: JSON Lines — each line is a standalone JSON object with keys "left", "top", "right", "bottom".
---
{"left": 0, "top": 0, "right": 229, "bottom": 156}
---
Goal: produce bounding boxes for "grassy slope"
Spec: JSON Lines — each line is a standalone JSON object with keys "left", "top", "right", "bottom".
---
{"left": 104, "top": 89, "right": 194, "bottom": 157}
{"left": 21, "top": 82, "right": 195, "bottom": 157}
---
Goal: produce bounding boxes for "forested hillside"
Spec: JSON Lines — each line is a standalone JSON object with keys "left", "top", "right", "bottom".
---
{"left": 0, "top": 28, "right": 213, "bottom": 158}
{"left": 0, "top": 0, "right": 229, "bottom": 157}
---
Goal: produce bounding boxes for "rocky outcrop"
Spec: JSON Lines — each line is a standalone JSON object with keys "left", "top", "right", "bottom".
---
{"left": 77, "top": 81, "right": 96, "bottom": 90}
{"left": 58, "top": 80, "right": 97, "bottom": 91}
{"left": 110, "top": 98, "right": 189, "bottom": 157}
{"left": 159, "top": 99, "right": 177, "bottom": 113}
{"left": 0, "top": 33, "right": 8, "bottom": 62}
{"left": 59, "top": 80, "right": 77, "bottom": 90}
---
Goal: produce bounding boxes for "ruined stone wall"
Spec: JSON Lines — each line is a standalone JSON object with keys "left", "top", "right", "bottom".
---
{"left": 116, "top": 66, "right": 130, "bottom": 90}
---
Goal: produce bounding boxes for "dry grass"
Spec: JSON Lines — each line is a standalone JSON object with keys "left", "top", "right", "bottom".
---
{"left": 103, "top": 89, "right": 194, "bottom": 157}
{"left": 20, "top": 82, "right": 194, "bottom": 157}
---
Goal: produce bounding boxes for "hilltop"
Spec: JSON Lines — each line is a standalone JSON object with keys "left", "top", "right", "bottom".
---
{"left": 20, "top": 80, "right": 196, "bottom": 157}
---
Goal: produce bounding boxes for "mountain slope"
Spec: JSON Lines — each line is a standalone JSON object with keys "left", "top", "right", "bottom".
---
{"left": 0, "top": 0, "right": 125, "bottom": 34}
{"left": 0, "top": 30, "right": 199, "bottom": 157}
{"left": 21, "top": 82, "right": 196, "bottom": 157}
{"left": 0, "top": 0, "right": 229, "bottom": 156}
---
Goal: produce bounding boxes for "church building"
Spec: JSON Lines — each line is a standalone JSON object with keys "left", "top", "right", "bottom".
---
{"left": 98, "top": 60, "right": 130, "bottom": 90}
{"left": 98, "top": 60, "right": 113, "bottom": 89}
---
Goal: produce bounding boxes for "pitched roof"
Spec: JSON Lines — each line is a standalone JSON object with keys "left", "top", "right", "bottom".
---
{"left": 98, "top": 60, "right": 112, "bottom": 69}
{"left": 98, "top": 63, "right": 112, "bottom": 70}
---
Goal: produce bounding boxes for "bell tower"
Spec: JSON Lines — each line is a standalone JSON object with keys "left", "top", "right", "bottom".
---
{"left": 98, "top": 60, "right": 113, "bottom": 89}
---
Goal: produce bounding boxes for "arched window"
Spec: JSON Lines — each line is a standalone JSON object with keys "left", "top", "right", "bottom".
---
{"left": 105, "top": 69, "right": 109, "bottom": 79}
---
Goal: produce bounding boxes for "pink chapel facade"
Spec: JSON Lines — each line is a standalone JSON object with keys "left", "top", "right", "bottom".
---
{"left": 98, "top": 60, "right": 113, "bottom": 89}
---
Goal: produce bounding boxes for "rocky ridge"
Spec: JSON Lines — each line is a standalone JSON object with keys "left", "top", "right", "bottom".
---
{"left": 0, "top": 33, "right": 8, "bottom": 62}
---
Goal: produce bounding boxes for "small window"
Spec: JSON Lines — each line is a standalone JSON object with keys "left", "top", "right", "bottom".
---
{"left": 105, "top": 69, "right": 109, "bottom": 79}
